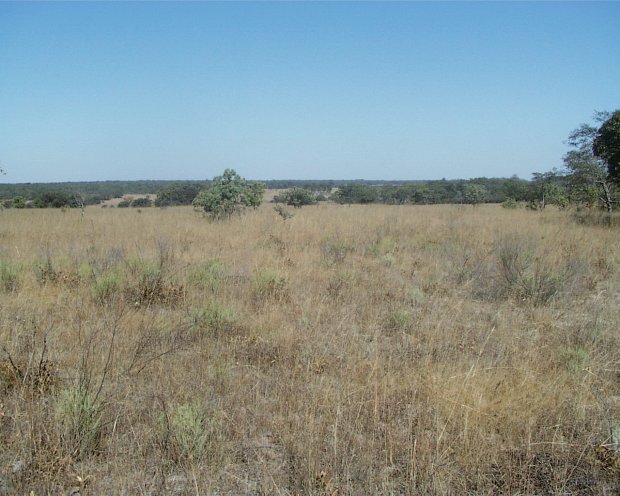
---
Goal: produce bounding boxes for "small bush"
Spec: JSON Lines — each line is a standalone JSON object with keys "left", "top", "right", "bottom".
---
{"left": 56, "top": 385, "right": 103, "bottom": 458}
{"left": 162, "top": 402, "right": 209, "bottom": 463}
{"left": 93, "top": 270, "right": 122, "bottom": 303}
{"left": 188, "top": 301, "right": 236, "bottom": 336}
{"left": 252, "top": 268, "right": 288, "bottom": 303}
{"left": 274, "top": 204, "right": 294, "bottom": 221}
{"left": 494, "top": 235, "right": 565, "bottom": 304}
{"left": 326, "top": 269, "right": 355, "bottom": 299}
{"left": 320, "top": 238, "right": 353, "bottom": 267}
{"left": 501, "top": 197, "right": 518, "bottom": 209}
{"left": 367, "top": 236, "right": 398, "bottom": 258}
{"left": 282, "top": 188, "right": 317, "bottom": 208}
{"left": 130, "top": 197, "right": 152, "bottom": 208}
{"left": 124, "top": 257, "right": 185, "bottom": 306}
{"left": 0, "top": 260, "right": 22, "bottom": 292}
{"left": 188, "top": 258, "right": 226, "bottom": 292}
{"left": 385, "top": 309, "right": 413, "bottom": 333}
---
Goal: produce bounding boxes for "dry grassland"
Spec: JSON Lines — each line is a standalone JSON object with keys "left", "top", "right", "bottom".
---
{"left": 0, "top": 204, "right": 618, "bottom": 494}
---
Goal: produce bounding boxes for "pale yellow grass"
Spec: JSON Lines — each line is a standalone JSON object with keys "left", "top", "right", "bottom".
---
{"left": 0, "top": 204, "right": 618, "bottom": 494}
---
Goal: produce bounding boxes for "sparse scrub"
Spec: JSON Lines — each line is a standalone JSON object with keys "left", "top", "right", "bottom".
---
{"left": 0, "top": 204, "right": 617, "bottom": 493}
{"left": 493, "top": 234, "right": 572, "bottom": 304}
{"left": 320, "top": 237, "right": 353, "bottom": 267}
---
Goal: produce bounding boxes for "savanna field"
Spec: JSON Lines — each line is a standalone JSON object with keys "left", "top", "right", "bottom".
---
{"left": 0, "top": 203, "right": 618, "bottom": 495}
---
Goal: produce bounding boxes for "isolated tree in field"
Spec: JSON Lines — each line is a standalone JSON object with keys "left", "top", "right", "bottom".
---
{"left": 193, "top": 169, "right": 264, "bottom": 220}
{"left": 593, "top": 110, "right": 620, "bottom": 184}
{"left": 282, "top": 188, "right": 317, "bottom": 208}
{"left": 563, "top": 116, "right": 617, "bottom": 213}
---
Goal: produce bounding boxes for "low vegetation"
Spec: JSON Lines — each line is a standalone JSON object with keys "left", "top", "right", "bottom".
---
{"left": 0, "top": 203, "right": 618, "bottom": 494}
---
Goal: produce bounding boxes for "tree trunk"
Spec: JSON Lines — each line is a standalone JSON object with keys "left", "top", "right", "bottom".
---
{"left": 598, "top": 180, "right": 613, "bottom": 214}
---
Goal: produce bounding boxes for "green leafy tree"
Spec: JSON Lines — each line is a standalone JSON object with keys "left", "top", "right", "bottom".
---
{"left": 462, "top": 184, "right": 487, "bottom": 206}
{"left": 593, "top": 110, "right": 620, "bottom": 184}
{"left": 282, "top": 188, "right": 317, "bottom": 208}
{"left": 333, "top": 184, "right": 378, "bottom": 204}
{"left": 154, "top": 183, "right": 203, "bottom": 206}
{"left": 564, "top": 117, "right": 617, "bottom": 213}
{"left": 12, "top": 196, "right": 26, "bottom": 209}
{"left": 131, "top": 197, "right": 153, "bottom": 208}
{"left": 193, "top": 169, "right": 264, "bottom": 220}
{"left": 530, "top": 170, "right": 568, "bottom": 209}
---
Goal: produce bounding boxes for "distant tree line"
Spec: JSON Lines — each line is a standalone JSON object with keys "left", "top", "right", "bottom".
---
{"left": 3, "top": 107, "right": 619, "bottom": 213}
{"left": 329, "top": 177, "right": 531, "bottom": 206}
{"left": 0, "top": 176, "right": 536, "bottom": 209}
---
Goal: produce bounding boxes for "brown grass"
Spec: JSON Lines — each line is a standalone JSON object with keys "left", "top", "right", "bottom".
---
{"left": 0, "top": 204, "right": 618, "bottom": 494}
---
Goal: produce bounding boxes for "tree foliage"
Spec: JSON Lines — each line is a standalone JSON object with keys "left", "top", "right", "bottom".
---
{"left": 279, "top": 188, "right": 317, "bottom": 208}
{"left": 154, "top": 183, "right": 203, "bottom": 206}
{"left": 462, "top": 184, "right": 487, "bottom": 206}
{"left": 193, "top": 169, "right": 264, "bottom": 220}
{"left": 563, "top": 113, "right": 617, "bottom": 213}
{"left": 593, "top": 110, "right": 620, "bottom": 185}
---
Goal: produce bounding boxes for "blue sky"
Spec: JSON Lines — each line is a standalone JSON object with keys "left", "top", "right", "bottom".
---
{"left": 1, "top": 1, "right": 618, "bottom": 183}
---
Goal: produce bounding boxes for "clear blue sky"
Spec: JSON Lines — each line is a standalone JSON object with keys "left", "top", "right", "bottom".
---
{"left": 1, "top": 1, "right": 618, "bottom": 183}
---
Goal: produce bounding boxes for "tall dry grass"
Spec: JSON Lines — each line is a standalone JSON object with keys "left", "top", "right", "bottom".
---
{"left": 0, "top": 204, "right": 618, "bottom": 494}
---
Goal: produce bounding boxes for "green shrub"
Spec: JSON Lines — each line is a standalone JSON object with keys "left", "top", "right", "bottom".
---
{"left": 56, "top": 385, "right": 103, "bottom": 457}
{"left": 0, "top": 260, "right": 22, "bottom": 292}
{"left": 124, "top": 257, "right": 184, "bottom": 306}
{"left": 501, "top": 197, "right": 518, "bottom": 209}
{"left": 93, "top": 270, "right": 122, "bottom": 303}
{"left": 188, "top": 258, "right": 226, "bottom": 292}
{"left": 282, "top": 188, "right": 317, "bottom": 208}
{"left": 367, "top": 236, "right": 398, "bottom": 258}
{"left": 495, "top": 235, "right": 565, "bottom": 305}
{"left": 385, "top": 309, "right": 412, "bottom": 333}
{"left": 252, "top": 268, "right": 288, "bottom": 303}
{"left": 193, "top": 169, "right": 264, "bottom": 220}
{"left": 165, "top": 402, "right": 209, "bottom": 462}
{"left": 130, "top": 197, "right": 152, "bottom": 208}
{"left": 12, "top": 196, "right": 26, "bottom": 209}
{"left": 188, "top": 301, "right": 236, "bottom": 336}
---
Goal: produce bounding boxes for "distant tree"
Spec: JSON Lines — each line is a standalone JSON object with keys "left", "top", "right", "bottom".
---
{"left": 593, "top": 110, "right": 620, "bottom": 184}
{"left": 193, "top": 169, "right": 264, "bottom": 220}
{"left": 462, "top": 184, "right": 487, "bottom": 206}
{"left": 282, "top": 188, "right": 317, "bottom": 208}
{"left": 530, "top": 170, "right": 568, "bottom": 209}
{"left": 131, "top": 197, "right": 153, "bottom": 208}
{"left": 154, "top": 183, "right": 202, "bottom": 206}
{"left": 333, "top": 184, "right": 378, "bottom": 204}
{"left": 12, "top": 196, "right": 25, "bottom": 209}
{"left": 502, "top": 175, "right": 529, "bottom": 202}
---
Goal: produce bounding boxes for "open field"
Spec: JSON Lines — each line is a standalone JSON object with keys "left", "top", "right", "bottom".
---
{"left": 0, "top": 204, "right": 618, "bottom": 494}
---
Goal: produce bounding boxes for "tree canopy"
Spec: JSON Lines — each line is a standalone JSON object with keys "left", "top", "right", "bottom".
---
{"left": 562, "top": 113, "right": 617, "bottom": 213}
{"left": 593, "top": 110, "right": 620, "bottom": 184}
{"left": 193, "top": 169, "right": 264, "bottom": 220}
